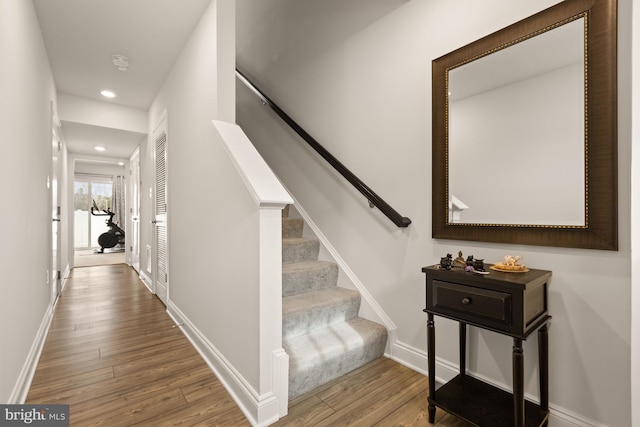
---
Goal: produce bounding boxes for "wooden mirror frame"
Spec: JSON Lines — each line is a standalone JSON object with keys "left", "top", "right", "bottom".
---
{"left": 432, "top": 0, "right": 617, "bottom": 250}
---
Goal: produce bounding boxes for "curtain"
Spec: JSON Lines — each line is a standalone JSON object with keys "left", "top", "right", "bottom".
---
{"left": 112, "top": 175, "right": 126, "bottom": 227}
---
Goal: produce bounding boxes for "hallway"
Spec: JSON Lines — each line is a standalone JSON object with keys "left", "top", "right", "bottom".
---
{"left": 25, "top": 264, "right": 249, "bottom": 426}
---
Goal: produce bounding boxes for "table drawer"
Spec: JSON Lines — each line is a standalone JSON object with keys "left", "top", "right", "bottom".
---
{"left": 431, "top": 280, "right": 512, "bottom": 326}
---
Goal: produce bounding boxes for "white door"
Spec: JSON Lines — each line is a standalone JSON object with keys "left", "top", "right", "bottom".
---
{"left": 129, "top": 148, "right": 141, "bottom": 272}
{"left": 50, "top": 105, "right": 62, "bottom": 303}
{"left": 152, "top": 114, "right": 168, "bottom": 305}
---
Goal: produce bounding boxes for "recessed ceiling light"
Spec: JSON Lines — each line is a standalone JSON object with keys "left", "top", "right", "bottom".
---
{"left": 100, "top": 90, "right": 116, "bottom": 98}
{"left": 117, "top": 162, "right": 124, "bottom": 166}
{"left": 94, "top": 146, "right": 106, "bottom": 152}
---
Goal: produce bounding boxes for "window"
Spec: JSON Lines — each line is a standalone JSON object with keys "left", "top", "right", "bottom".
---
{"left": 74, "top": 176, "right": 113, "bottom": 250}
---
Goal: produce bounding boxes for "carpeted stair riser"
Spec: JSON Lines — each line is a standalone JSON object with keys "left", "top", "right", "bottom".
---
{"left": 282, "top": 217, "right": 304, "bottom": 239}
{"left": 282, "top": 261, "right": 338, "bottom": 297}
{"left": 282, "top": 238, "right": 319, "bottom": 264}
{"left": 283, "top": 287, "right": 361, "bottom": 340}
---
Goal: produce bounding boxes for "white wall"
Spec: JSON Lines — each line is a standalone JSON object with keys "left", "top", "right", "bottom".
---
{"left": 236, "top": 0, "right": 632, "bottom": 425}
{"left": 58, "top": 93, "right": 147, "bottom": 134}
{"left": 0, "top": 0, "right": 61, "bottom": 402}
{"left": 74, "top": 160, "right": 126, "bottom": 176}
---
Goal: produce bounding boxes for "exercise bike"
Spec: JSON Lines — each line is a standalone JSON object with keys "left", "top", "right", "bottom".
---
{"left": 90, "top": 200, "right": 125, "bottom": 253}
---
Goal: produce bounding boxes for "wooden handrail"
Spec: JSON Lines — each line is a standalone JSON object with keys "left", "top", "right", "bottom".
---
{"left": 236, "top": 69, "right": 411, "bottom": 228}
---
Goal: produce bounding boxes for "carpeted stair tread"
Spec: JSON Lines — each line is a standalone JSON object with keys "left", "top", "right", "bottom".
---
{"left": 282, "top": 260, "right": 338, "bottom": 297}
{"left": 283, "top": 287, "right": 360, "bottom": 340}
{"left": 282, "top": 237, "right": 320, "bottom": 263}
{"left": 284, "top": 317, "right": 388, "bottom": 399}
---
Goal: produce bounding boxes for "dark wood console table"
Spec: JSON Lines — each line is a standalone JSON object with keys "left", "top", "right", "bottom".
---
{"left": 422, "top": 265, "right": 552, "bottom": 427}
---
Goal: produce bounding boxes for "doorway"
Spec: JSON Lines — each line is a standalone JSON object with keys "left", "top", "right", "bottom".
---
{"left": 50, "top": 104, "right": 62, "bottom": 304}
{"left": 73, "top": 174, "right": 125, "bottom": 266}
{"left": 74, "top": 175, "right": 113, "bottom": 250}
{"left": 130, "top": 148, "right": 141, "bottom": 273}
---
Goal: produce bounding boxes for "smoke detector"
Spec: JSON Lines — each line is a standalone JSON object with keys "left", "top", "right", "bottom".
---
{"left": 112, "top": 54, "right": 130, "bottom": 71}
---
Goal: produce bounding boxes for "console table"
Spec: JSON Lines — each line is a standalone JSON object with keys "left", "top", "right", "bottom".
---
{"left": 422, "top": 265, "right": 552, "bottom": 427}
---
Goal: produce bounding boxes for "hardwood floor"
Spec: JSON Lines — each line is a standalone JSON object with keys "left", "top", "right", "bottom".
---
{"left": 26, "top": 263, "right": 468, "bottom": 426}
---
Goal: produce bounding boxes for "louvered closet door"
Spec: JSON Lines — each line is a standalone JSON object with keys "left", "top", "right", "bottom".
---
{"left": 153, "top": 114, "right": 168, "bottom": 305}
{"left": 130, "top": 149, "right": 141, "bottom": 273}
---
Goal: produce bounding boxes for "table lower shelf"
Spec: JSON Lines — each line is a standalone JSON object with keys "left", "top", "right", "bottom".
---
{"left": 429, "top": 374, "right": 549, "bottom": 427}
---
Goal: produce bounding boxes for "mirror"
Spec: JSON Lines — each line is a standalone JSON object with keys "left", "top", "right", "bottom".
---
{"left": 432, "top": 0, "right": 617, "bottom": 250}
{"left": 449, "top": 18, "right": 586, "bottom": 226}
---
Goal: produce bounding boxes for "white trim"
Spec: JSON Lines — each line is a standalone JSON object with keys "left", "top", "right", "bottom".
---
{"left": 548, "top": 406, "right": 611, "bottom": 427}
{"left": 387, "top": 339, "right": 428, "bottom": 376}
{"left": 271, "top": 348, "right": 289, "bottom": 417}
{"left": 145, "top": 245, "right": 152, "bottom": 275}
{"left": 62, "top": 265, "right": 71, "bottom": 288}
{"left": 8, "top": 303, "right": 55, "bottom": 403}
{"left": 128, "top": 146, "right": 141, "bottom": 271}
{"left": 257, "top": 207, "right": 289, "bottom": 418}
{"left": 167, "top": 302, "right": 283, "bottom": 427}
{"left": 139, "top": 270, "right": 153, "bottom": 293}
{"left": 213, "top": 120, "right": 293, "bottom": 208}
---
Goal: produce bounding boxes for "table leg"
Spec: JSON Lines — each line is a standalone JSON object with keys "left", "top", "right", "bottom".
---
{"left": 513, "top": 338, "right": 524, "bottom": 427}
{"left": 427, "top": 313, "right": 436, "bottom": 423}
{"left": 460, "top": 322, "right": 466, "bottom": 375}
{"left": 539, "top": 324, "right": 549, "bottom": 426}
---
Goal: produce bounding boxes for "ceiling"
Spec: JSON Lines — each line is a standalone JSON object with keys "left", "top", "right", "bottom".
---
{"left": 33, "top": 0, "right": 211, "bottom": 161}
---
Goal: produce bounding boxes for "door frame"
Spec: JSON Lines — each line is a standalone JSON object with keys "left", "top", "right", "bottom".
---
{"left": 129, "top": 147, "right": 141, "bottom": 272}
{"left": 49, "top": 102, "right": 62, "bottom": 305}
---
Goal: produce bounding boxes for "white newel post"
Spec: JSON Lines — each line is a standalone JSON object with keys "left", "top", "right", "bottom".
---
{"left": 214, "top": 120, "right": 293, "bottom": 425}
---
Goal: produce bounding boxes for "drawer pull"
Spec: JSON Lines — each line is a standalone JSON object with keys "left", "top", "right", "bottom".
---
{"left": 461, "top": 297, "right": 472, "bottom": 305}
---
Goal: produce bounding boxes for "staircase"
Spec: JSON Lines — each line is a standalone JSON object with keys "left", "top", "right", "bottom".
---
{"left": 281, "top": 206, "right": 388, "bottom": 400}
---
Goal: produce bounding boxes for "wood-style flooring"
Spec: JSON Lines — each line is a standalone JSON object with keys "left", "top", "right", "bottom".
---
{"left": 26, "top": 263, "right": 468, "bottom": 426}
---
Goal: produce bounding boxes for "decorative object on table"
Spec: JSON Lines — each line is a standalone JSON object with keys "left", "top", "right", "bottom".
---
{"left": 454, "top": 251, "right": 467, "bottom": 268}
{"left": 439, "top": 253, "right": 454, "bottom": 270}
{"left": 438, "top": 251, "right": 487, "bottom": 274}
{"left": 466, "top": 255, "right": 485, "bottom": 272}
{"left": 491, "top": 255, "right": 529, "bottom": 273}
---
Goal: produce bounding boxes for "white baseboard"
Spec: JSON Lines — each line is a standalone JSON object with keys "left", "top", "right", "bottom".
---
{"left": 9, "top": 265, "right": 73, "bottom": 403}
{"left": 388, "top": 339, "right": 428, "bottom": 376}
{"left": 8, "top": 302, "right": 55, "bottom": 404}
{"left": 167, "top": 302, "right": 285, "bottom": 427}
{"left": 62, "top": 265, "right": 71, "bottom": 286}
{"left": 388, "top": 340, "right": 608, "bottom": 427}
{"left": 139, "top": 270, "right": 153, "bottom": 293}
{"left": 271, "top": 348, "right": 289, "bottom": 418}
